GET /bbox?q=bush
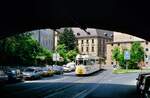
[128,61,139,69]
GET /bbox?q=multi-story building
[106,32,150,66]
[72,28,113,60]
[31,29,54,51]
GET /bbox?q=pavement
[0,68,139,98]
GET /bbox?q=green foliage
[128,42,144,69]
[112,42,145,69]
[56,44,67,58]
[118,53,126,68]
[66,49,78,61]
[112,47,121,62]
[0,32,52,66]
[130,42,144,63]
[58,28,76,51]
[56,28,78,64]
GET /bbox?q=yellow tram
[75,54,101,75]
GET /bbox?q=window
[92,39,94,43]
[145,55,148,58]
[92,47,94,52]
[86,47,89,52]
[146,48,149,51]
[86,40,89,44]
[77,33,80,36]
[81,47,83,52]
[81,40,83,44]
[104,33,107,36]
[91,59,95,64]
[146,41,148,45]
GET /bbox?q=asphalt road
[0,69,139,98]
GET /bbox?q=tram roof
[76,54,100,60]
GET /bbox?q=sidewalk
[101,65,113,69]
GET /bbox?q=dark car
[6,68,23,81]
[139,75,150,98]
[136,73,150,93]
[0,70,8,85]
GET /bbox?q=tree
[66,49,78,61]
[56,44,67,58]
[58,28,77,51]
[57,28,78,64]
[112,42,145,69]
[112,47,121,65]
[118,52,126,68]
[0,32,52,66]
[129,42,145,69]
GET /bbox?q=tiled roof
[72,28,113,38]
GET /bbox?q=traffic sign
[124,51,130,60]
[53,53,60,61]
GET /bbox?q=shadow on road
[86,83,138,98]
[75,69,107,77]
[0,81,138,98]
[63,69,107,77]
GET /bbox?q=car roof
[144,75,150,78]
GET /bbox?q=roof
[72,28,113,38]
[107,41,145,44]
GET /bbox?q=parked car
[139,75,150,98]
[0,70,8,85]
[41,67,54,77]
[52,65,63,74]
[136,72,150,93]
[63,62,76,72]
[6,68,23,81]
[22,67,42,80]
[145,86,150,98]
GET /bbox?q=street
[0,68,139,98]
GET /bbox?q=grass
[113,68,150,74]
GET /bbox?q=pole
[126,60,128,70]
[55,51,57,66]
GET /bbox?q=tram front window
[76,60,84,65]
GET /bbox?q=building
[31,29,54,50]
[106,32,150,66]
[72,28,113,60]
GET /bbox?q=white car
[63,62,76,72]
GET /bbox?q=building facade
[106,32,150,66]
[72,28,113,59]
[31,29,54,51]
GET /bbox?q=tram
[75,54,102,75]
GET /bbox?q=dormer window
[87,32,91,35]
[77,33,80,36]
[104,33,107,36]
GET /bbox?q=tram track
[44,69,112,98]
